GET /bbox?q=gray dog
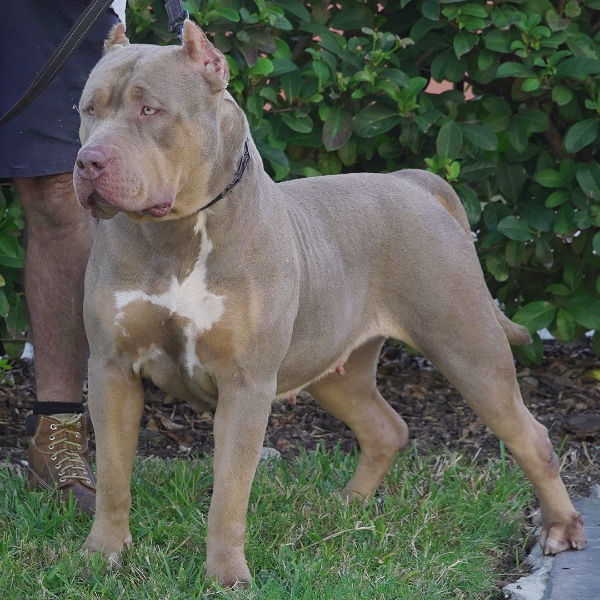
[73,21,586,586]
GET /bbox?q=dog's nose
[76,146,110,180]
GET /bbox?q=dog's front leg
[83,357,143,562]
[205,380,274,587]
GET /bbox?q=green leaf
[592,331,600,356]
[205,7,240,22]
[536,169,565,188]
[497,216,533,241]
[281,71,303,103]
[461,124,497,151]
[456,184,481,225]
[546,9,570,31]
[255,141,289,180]
[484,29,512,53]
[516,108,549,134]
[0,290,9,317]
[278,0,311,21]
[563,263,580,291]
[317,151,342,175]
[576,163,600,201]
[512,301,556,332]
[551,85,573,106]
[0,234,19,258]
[248,57,273,76]
[521,78,540,92]
[337,140,357,166]
[490,6,521,29]
[556,57,600,78]
[553,205,576,235]
[330,6,374,29]
[545,283,570,296]
[453,31,478,58]
[485,253,509,282]
[281,113,313,133]
[593,231,600,256]
[430,50,467,82]
[475,50,493,73]
[322,108,352,151]
[505,240,525,267]
[564,295,600,330]
[508,120,528,153]
[414,108,443,133]
[516,332,543,365]
[270,58,298,77]
[564,119,600,154]
[519,200,554,232]
[545,190,569,208]
[436,120,463,159]
[422,0,440,20]
[353,105,401,138]
[554,309,576,341]
[535,238,553,268]
[496,62,535,78]
[497,162,526,203]
[565,0,581,17]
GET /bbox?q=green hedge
[0,185,27,356]
[128,0,600,363]
[4,0,600,362]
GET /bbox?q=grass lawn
[0,445,531,599]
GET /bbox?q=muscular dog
[73,21,586,586]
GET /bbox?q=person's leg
[15,172,97,515]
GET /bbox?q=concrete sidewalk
[504,489,600,600]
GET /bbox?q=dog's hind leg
[404,298,586,555]
[308,337,409,501]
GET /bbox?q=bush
[6,0,599,363]
[127,0,600,363]
[0,185,27,356]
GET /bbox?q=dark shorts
[0,1,118,178]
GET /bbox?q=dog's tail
[391,169,532,346]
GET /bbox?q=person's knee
[18,172,91,231]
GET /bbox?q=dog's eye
[142,106,158,116]
[85,106,95,116]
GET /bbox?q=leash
[0,0,189,127]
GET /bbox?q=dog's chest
[110,232,224,406]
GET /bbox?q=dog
[73,20,586,586]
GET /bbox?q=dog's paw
[540,512,586,554]
[82,529,132,559]
[205,549,251,588]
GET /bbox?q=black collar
[199,140,251,212]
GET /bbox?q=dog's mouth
[87,191,119,220]
[145,202,173,218]
[84,190,173,220]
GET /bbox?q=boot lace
[47,414,92,485]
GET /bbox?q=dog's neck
[129,135,273,258]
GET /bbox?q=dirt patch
[0,340,598,592]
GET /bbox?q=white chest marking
[114,223,225,376]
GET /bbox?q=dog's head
[74,21,244,221]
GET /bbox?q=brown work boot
[27,413,96,516]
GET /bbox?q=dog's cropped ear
[181,20,229,91]
[104,22,130,53]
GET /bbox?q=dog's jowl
[74,20,586,587]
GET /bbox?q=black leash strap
[0,0,190,127]
[0,0,114,127]
[165,0,189,40]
